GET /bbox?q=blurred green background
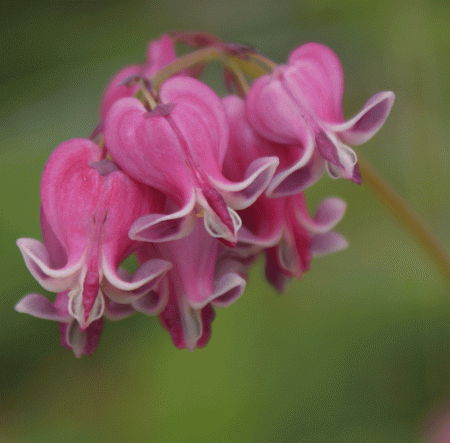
[1,0,450,441]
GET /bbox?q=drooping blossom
[15,138,172,339]
[138,219,247,350]
[246,42,395,190]
[104,76,279,246]
[222,94,347,292]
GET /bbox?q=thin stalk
[359,155,450,286]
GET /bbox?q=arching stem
[359,155,450,287]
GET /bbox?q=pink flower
[232,190,347,292]
[104,76,278,246]
[16,138,172,335]
[100,34,177,120]
[138,219,247,350]
[222,94,347,289]
[263,193,348,292]
[246,42,395,189]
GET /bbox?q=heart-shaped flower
[16,138,172,332]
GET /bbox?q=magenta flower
[223,94,325,198]
[100,34,177,120]
[104,76,278,246]
[16,138,172,333]
[246,42,395,188]
[264,193,348,292]
[138,219,247,350]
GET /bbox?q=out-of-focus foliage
[1,1,449,441]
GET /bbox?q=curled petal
[129,192,197,242]
[16,238,83,293]
[311,232,349,257]
[295,196,347,234]
[325,91,395,145]
[266,140,321,197]
[211,156,279,210]
[133,289,169,316]
[208,272,246,309]
[15,293,71,322]
[102,257,172,303]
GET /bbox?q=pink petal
[294,195,347,234]
[103,299,136,320]
[129,192,197,242]
[311,232,348,256]
[15,293,71,322]
[102,256,172,303]
[325,91,395,145]
[286,42,345,122]
[100,64,141,121]
[16,238,83,293]
[60,317,104,358]
[211,156,279,210]
[246,75,311,145]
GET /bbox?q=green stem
[150,46,249,93]
[359,155,450,286]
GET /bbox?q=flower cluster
[15,33,394,356]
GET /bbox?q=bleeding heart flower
[16,138,172,335]
[138,219,247,350]
[246,42,395,187]
[104,76,278,247]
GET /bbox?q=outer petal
[311,232,348,256]
[16,238,83,293]
[324,91,395,145]
[246,74,312,146]
[104,97,192,201]
[286,42,345,122]
[223,94,317,198]
[102,257,172,304]
[40,138,103,261]
[266,146,323,197]
[158,76,230,168]
[129,192,197,242]
[294,195,347,234]
[143,34,177,77]
[15,292,71,322]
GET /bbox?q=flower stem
[150,47,248,92]
[358,155,450,286]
